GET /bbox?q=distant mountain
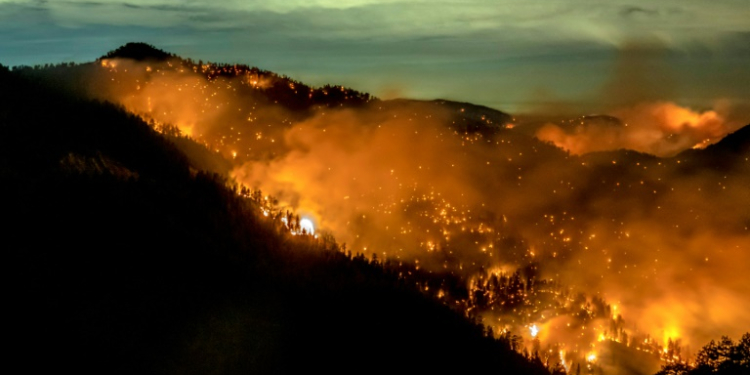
[379,98,513,137]
[431,98,514,128]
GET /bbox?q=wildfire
[80,54,750,372]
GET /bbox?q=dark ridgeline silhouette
[674,125,750,172]
[656,334,750,375]
[0,62,551,374]
[103,42,175,62]
[104,43,373,113]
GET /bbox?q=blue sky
[1,0,748,112]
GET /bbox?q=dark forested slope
[0,64,549,374]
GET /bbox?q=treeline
[11,42,374,117]
[106,42,374,111]
[657,334,750,375]
[0,61,551,374]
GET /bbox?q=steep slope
[675,124,750,171]
[0,62,549,374]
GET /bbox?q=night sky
[1,0,748,112]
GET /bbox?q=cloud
[6,1,750,62]
[619,6,659,17]
[3,0,746,44]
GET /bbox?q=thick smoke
[535,101,742,156]
[532,41,749,157]
[85,56,750,370]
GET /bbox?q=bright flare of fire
[529,324,539,338]
[299,218,315,235]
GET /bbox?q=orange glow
[79,55,750,371]
[535,101,739,157]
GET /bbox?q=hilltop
[103,42,175,61]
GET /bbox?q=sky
[1,0,749,112]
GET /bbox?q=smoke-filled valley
[6,43,749,375]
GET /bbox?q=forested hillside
[0,62,550,374]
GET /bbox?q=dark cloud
[619,6,658,17]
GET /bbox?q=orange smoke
[536,101,740,156]
[75,55,750,371]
